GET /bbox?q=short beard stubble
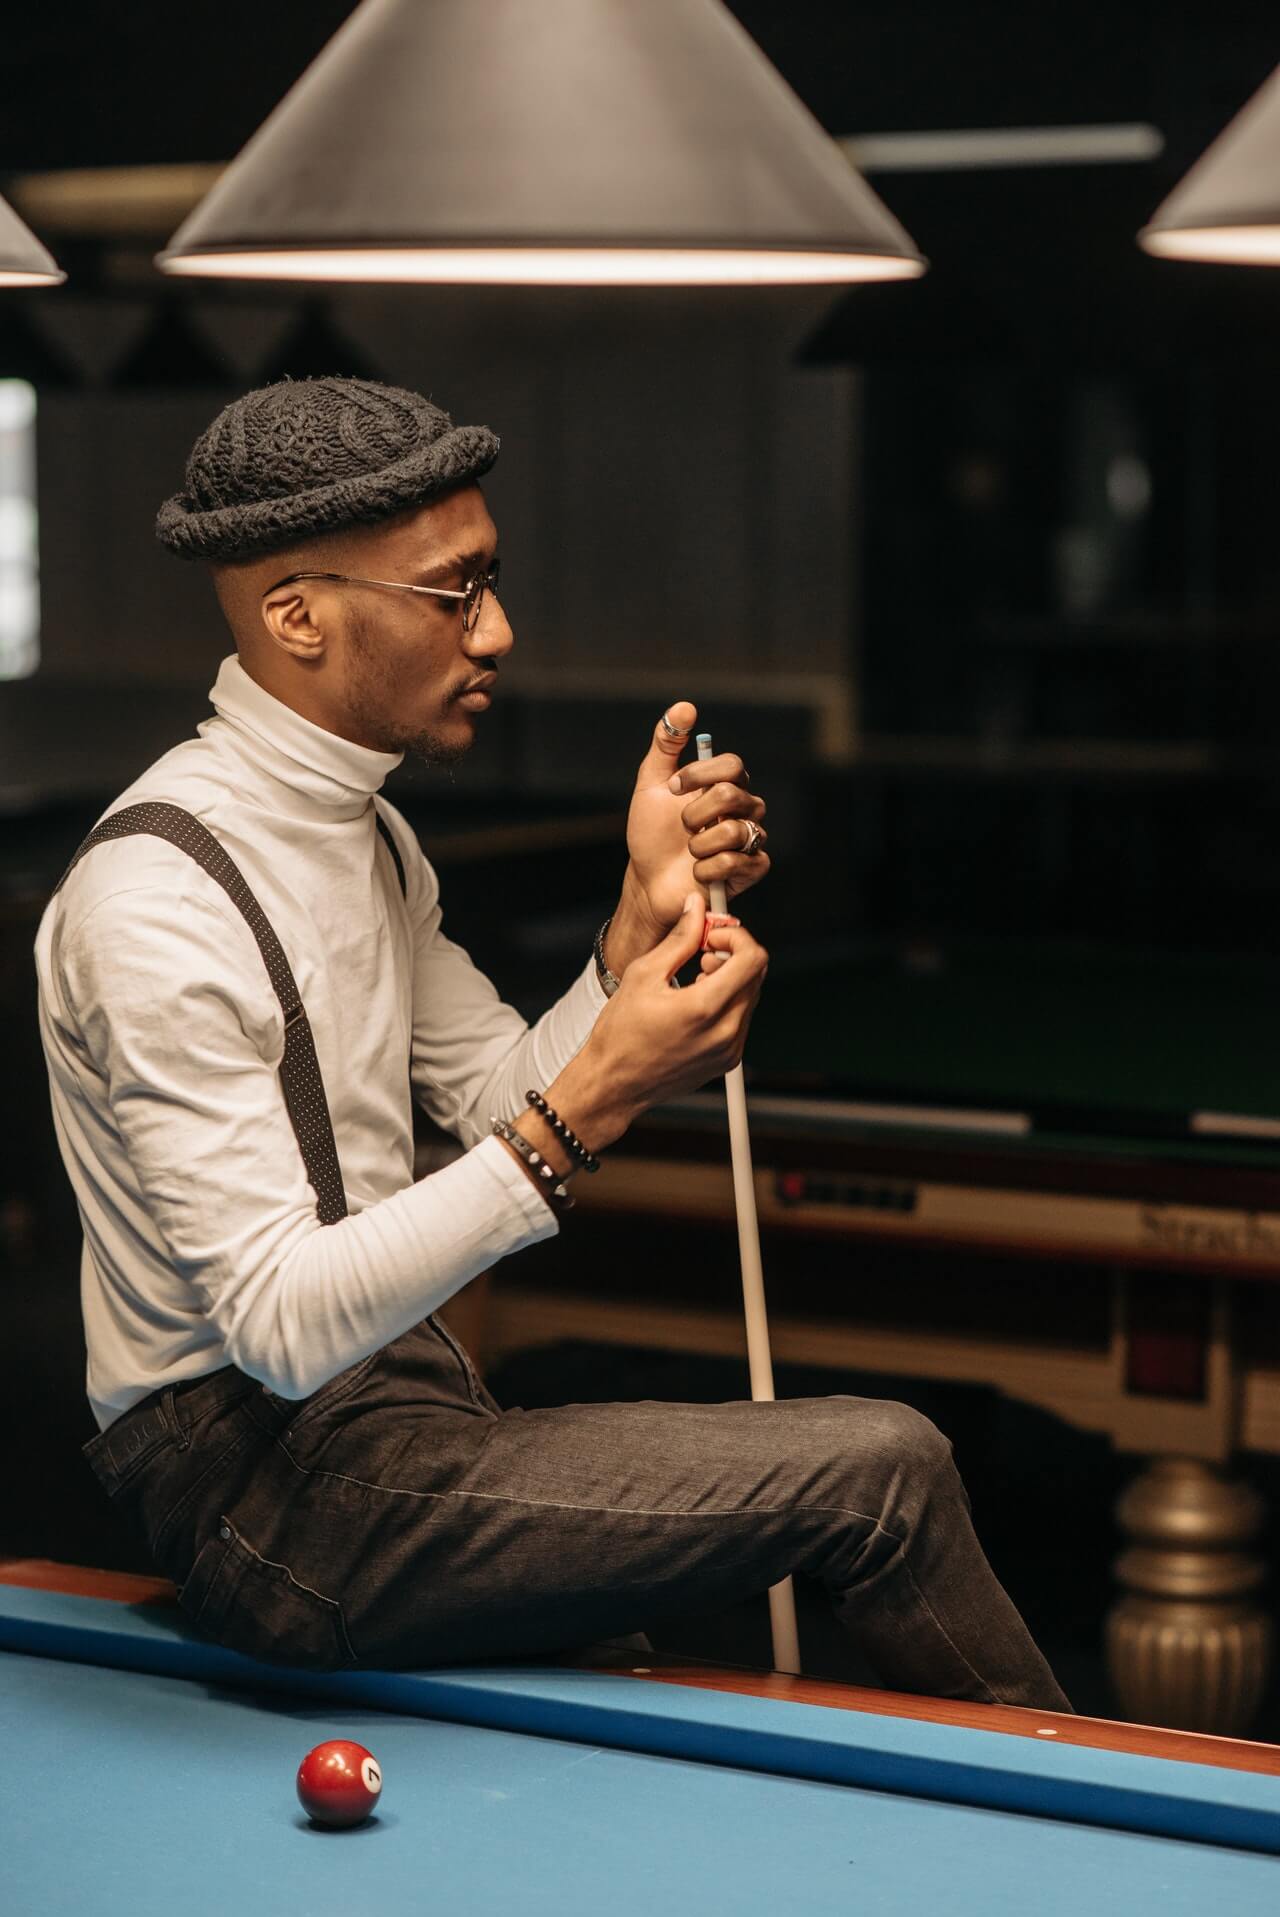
[343,606,472,769]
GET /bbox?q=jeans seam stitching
[275,1441,887,1523]
[211,1525,358,1667]
[427,1313,486,1410]
[150,1426,256,1558]
[282,1353,381,1434]
[897,1555,1002,1704]
[269,1446,1005,1699]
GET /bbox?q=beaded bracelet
[490,1117,575,1214]
[525,1089,601,1173]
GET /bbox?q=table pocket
[177,1517,357,1671]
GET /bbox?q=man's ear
[260,582,327,662]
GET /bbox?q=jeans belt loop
[162,1384,191,1452]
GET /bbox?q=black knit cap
[156,375,500,562]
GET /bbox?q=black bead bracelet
[490,1117,575,1214]
[525,1089,601,1173]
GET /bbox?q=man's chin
[404,716,474,770]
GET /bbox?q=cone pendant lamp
[158,0,924,285]
[0,195,65,286]
[1140,64,1280,264]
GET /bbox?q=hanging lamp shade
[1140,64,1280,264]
[0,194,65,287]
[157,0,924,286]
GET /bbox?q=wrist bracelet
[593,918,621,997]
[490,1118,575,1213]
[525,1089,600,1173]
[594,913,682,995]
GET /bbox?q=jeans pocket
[427,1312,493,1412]
[177,1517,357,1671]
[283,1349,381,1436]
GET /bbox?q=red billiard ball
[296,1740,383,1828]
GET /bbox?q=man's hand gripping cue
[600,700,770,981]
[514,893,768,1178]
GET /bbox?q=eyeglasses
[264,557,501,632]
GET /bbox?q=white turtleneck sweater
[35,655,608,1431]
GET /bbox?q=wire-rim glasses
[264,557,501,631]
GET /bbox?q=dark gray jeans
[84,1313,1070,1710]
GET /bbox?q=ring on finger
[740,819,765,857]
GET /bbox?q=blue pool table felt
[2,1584,1278,1915]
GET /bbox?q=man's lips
[456,672,497,711]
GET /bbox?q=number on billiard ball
[296,1740,384,1827]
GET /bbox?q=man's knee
[777,1394,960,1512]
[832,1395,959,1501]
[876,1399,954,1475]
[795,1398,961,1581]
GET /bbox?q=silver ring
[661,710,692,738]
[741,819,764,856]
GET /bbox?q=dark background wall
[2,1,1279,947]
[2,293,856,795]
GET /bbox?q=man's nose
[467,589,514,660]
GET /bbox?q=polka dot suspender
[55,802,407,1227]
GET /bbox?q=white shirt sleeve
[57,883,566,1401]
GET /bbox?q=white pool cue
[696,732,802,1677]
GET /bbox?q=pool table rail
[4,1556,1278,1784]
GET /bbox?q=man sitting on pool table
[34,376,1068,1712]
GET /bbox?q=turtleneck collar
[200,654,404,819]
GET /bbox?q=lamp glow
[159,0,924,288]
[1139,225,1280,266]
[1140,64,1280,266]
[0,195,64,288]
[159,246,926,287]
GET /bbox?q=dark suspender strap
[53,801,407,1226]
[374,812,407,900]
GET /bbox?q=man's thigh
[289,1392,919,1667]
